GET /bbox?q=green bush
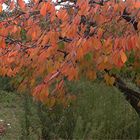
[68,80,140,139]
[0,77,14,91]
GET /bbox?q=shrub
[68,80,140,139]
[0,77,14,91]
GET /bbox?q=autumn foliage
[0,0,140,104]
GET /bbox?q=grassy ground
[0,90,24,140]
[0,90,41,140]
[0,80,140,139]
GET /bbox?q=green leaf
[128,51,135,64]
[20,29,27,41]
[84,52,93,61]
[58,42,65,50]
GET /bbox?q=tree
[0,0,140,107]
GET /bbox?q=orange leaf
[12,25,18,33]
[120,51,127,63]
[97,28,104,39]
[40,2,47,16]
[40,90,49,103]
[18,0,25,10]
[134,2,140,8]
[77,47,83,59]
[0,4,2,12]
[67,67,78,81]
[33,0,38,3]
[10,1,15,10]
[57,9,68,21]
[0,38,6,48]
[86,70,97,81]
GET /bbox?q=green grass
[0,91,41,140]
[0,80,140,139]
[0,90,24,140]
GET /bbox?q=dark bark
[122,8,138,31]
[114,77,140,116]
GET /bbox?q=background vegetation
[0,78,140,139]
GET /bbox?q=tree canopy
[0,0,140,104]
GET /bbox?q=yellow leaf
[136,77,140,86]
[46,97,56,108]
[109,77,115,86]
[39,87,49,103]
[104,74,115,86]
[120,51,127,63]
[30,79,35,87]
[86,70,97,81]
[137,101,140,107]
